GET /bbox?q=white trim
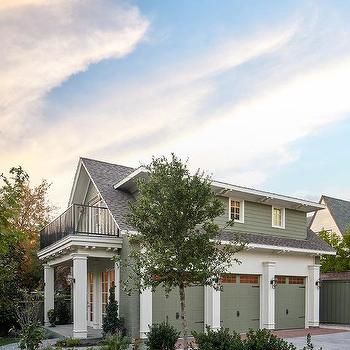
[38,234,123,260]
[113,166,148,189]
[212,180,325,212]
[220,240,336,256]
[272,206,285,229]
[68,159,83,207]
[228,198,245,224]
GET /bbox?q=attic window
[229,199,244,223]
[272,206,285,229]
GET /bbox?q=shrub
[47,309,56,327]
[193,327,243,350]
[55,294,71,324]
[244,329,296,350]
[55,337,80,347]
[102,285,123,336]
[102,334,130,350]
[18,323,45,350]
[145,322,180,350]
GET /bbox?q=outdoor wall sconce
[315,279,321,288]
[66,273,75,285]
[270,278,278,289]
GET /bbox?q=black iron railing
[40,204,119,249]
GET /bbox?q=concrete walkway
[287,331,350,350]
[43,324,102,339]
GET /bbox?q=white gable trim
[68,158,83,207]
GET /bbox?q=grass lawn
[0,337,19,346]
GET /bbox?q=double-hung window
[272,206,285,229]
[229,199,244,223]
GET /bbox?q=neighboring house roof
[81,157,135,231]
[322,195,350,235]
[220,229,335,254]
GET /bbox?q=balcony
[40,204,119,250]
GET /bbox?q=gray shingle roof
[81,157,135,231]
[79,158,334,253]
[219,229,334,253]
[322,195,350,235]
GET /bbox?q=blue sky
[1,0,350,209]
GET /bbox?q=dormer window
[229,199,244,223]
[272,206,285,229]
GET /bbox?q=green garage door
[275,276,305,329]
[152,285,204,335]
[221,274,260,333]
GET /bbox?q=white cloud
[2,2,350,209]
[0,0,149,147]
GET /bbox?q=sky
[1,0,350,210]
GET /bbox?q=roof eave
[212,181,325,213]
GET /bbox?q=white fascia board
[212,180,325,212]
[113,166,149,189]
[220,239,336,256]
[38,234,123,260]
[68,158,83,206]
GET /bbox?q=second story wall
[214,196,307,240]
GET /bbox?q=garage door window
[288,276,304,285]
[240,275,259,284]
[221,273,237,283]
[276,276,286,284]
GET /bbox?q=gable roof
[73,157,333,254]
[322,195,350,235]
[81,157,135,231]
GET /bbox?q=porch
[45,324,103,339]
[38,203,123,339]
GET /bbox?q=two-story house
[309,195,350,236]
[38,158,334,339]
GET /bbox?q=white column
[44,264,55,326]
[308,264,320,327]
[261,261,276,329]
[72,254,88,338]
[204,286,221,331]
[114,261,120,306]
[140,288,152,338]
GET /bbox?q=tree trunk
[179,282,189,350]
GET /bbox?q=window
[101,270,115,318]
[272,207,285,229]
[229,199,244,223]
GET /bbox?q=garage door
[220,274,260,333]
[152,285,204,335]
[275,276,305,329]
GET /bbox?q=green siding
[320,280,350,324]
[152,286,204,335]
[215,197,307,240]
[275,279,305,329]
[119,236,140,338]
[220,279,260,333]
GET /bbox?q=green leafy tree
[319,230,350,272]
[0,167,54,333]
[126,154,244,350]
